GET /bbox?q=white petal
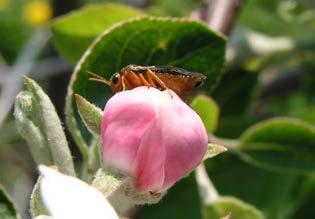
[34,216,55,219]
[39,165,119,219]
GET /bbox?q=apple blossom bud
[101,87,207,193]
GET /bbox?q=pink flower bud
[101,87,207,193]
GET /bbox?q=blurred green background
[0,0,315,218]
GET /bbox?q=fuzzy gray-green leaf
[15,92,53,165]
[14,76,75,176]
[30,177,48,218]
[75,94,103,137]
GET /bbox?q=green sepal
[75,94,103,137]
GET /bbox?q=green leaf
[191,95,219,134]
[30,177,48,218]
[194,163,264,219]
[51,3,143,61]
[14,76,75,176]
[14,92,53,166]
[66,16,226,148]
[238,0,315,38]
[147,0,201,17]
[203,196,265,219]
[203,144,227,161]
[0,0,34,63]
[75,94,103,137]
[207,153,303,219]
[0,185,19,219]
[239,117,315,173]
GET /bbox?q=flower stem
[195,164,219,204]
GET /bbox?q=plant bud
[101,87,207,193]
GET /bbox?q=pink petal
[159,90,208,190]
[101,88,158,175]
[134,119,165,192]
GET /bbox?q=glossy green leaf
[203,196,265,219]
[0,185,19,219]
[52,3,143,61]
[66,16,226,149]
[207,153,303,219]
[191,95,219,134]
[14,76,75,176]
[239,117,315,173]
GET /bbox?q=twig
[202,0,244,36]
[0,27,51,125]
[195,163,219,204]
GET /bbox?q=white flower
[37,165,119,219]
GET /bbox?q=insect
[87,65,206,97]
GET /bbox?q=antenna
[86,70,111,86]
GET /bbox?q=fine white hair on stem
[39,165,119,219]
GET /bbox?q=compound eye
[111,73,120,84]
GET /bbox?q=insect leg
[146,69,173,97]
[138,74,151,87]
[126,71,144,87]
[146,69,168,90]
[121,75,127,90]
[144,71,156,87]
